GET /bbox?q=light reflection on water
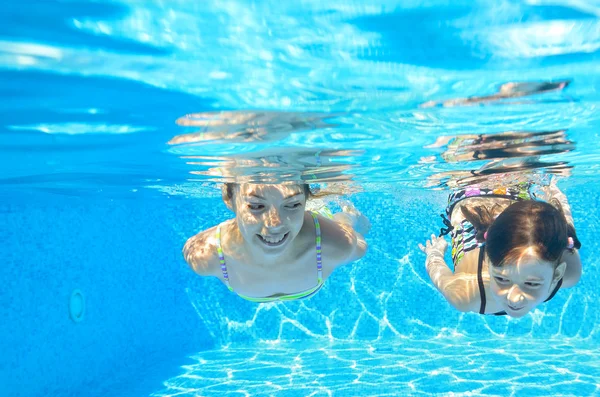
[165,107,578,189]
[2,1,600,195]
[150,339,600,397]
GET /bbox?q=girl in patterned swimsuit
[183,183,370,302]
[419,179,582,317]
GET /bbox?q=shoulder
[182,225,221,277]
[439,273,482,313]
[445,249,484,312]
[313,212,367,267]
[453,249,482,275]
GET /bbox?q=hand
[337,201,371,236]
[542,176,564,202]
[419,234,448,256]
[352,212,371,237]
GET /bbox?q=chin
[505,307,532,318]
[507,311,528,319]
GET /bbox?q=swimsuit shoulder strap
[544,278,563,302]
[310,212,324,283]
[477,246,487,314]
[215,224,233,291]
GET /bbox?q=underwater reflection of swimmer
[425,159,572,189]
[168,111,340,145]
[426,130,574,162]
[183,183,370,302]
[421,130,575,189]
[180,148,362,185]
[419,177,582,318]
[420,80,570,108]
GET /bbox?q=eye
[524,282,542,288]
[285,202,302,209]
[494,276,509,284]
[248,203,264,211]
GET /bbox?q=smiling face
[228,184,307,256]
[488,248,566,318]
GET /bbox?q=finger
[418,244,425,252]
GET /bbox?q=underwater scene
[1,1,600,396]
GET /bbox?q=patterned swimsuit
[443,183,534,267]
[441,183,561,315]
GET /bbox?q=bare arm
[320,214,367,271]
[182,229,218,276]
[420,235,480,312]
[543,181,575,225]
[332,201,371,237]
[541,180,582,288]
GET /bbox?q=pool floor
[148,338,600,396]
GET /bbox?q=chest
[220,246,322,297]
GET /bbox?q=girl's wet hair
[461,200,581,267]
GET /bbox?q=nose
[506,285,525,306]
[263,207,283,230]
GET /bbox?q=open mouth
[257,232,289,247]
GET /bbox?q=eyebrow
[246,192,303,200]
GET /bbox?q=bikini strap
[477,246,487,314]
[310,212,323,283]
[544,278,563,302]
[215,224,233,291]
[439,213,454,237]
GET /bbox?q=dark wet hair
[461,200,581,267]
[224,183,312,200]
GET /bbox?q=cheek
[489,282,504,297]
[527,287,548,302]
[289,211,305,230]
[236,212,261,232]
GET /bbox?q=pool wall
[1,193,209,396]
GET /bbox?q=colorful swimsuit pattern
[216,211,325,303]
[443,183,534,267]
[440,182,562,316]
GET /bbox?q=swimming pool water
[150,339,600,397]
[2,1,600,396]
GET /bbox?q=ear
[553,261,567,284]
[221,184,234,211]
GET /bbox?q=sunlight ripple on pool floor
[150,339,600,397]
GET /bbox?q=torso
[448,183,535,272]
[450,197,513,315]
[447,184,544,315]
[206,212,340,299]
[447,183,565,315]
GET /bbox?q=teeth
[262,234,285,244]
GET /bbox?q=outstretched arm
[419,235,479,312]
[319,212,367,273]
[541,179,582,287]
[543,179,575,226]
[182,229,218,276]
[332,200,371,237]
